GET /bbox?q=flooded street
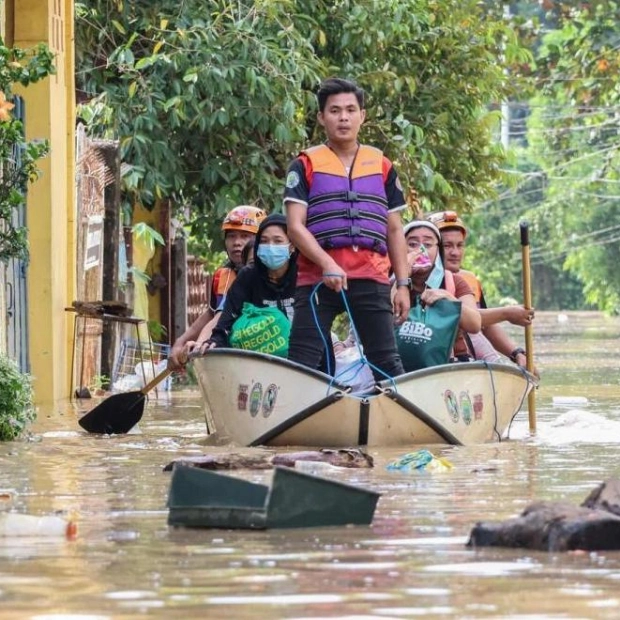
[2,311,620,619]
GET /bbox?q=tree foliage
[75,0,527,253]
[463,1,620,312]
[0,353,35,441]
[532,1,620,308]
[0,39,54,263]
[75,0,322,247]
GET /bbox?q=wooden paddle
[78,367,173,434]
[520,221,537,434]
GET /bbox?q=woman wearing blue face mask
[204,213,298,352]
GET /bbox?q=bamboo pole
[520,221,536,433]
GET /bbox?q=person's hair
[241,241,254,266]
[317,78,365,112]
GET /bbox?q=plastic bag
[387,449,453,472]
[229,302,291,357]
[334,346,375,395]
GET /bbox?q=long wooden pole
[520,221,536,433]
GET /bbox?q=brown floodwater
[2,311,620,619]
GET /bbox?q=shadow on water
[2,311,620,618]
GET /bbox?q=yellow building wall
[11,0,76,404]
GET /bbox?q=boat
[192,349,537,447]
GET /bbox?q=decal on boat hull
[249,382,263,417]
[262,384,279,417]
[444,390,459,423]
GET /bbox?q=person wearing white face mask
[396,220,481,371]
[200,213,298,352]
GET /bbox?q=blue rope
[308,282,397,394]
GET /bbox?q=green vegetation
[0,354,36,441]
[469,1,620,311]
[0,38,54,262]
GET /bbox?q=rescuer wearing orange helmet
[168,205,267,369]
[426,210,537,375]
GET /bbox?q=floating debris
[167,465,380,530]
[0,513,77,539]
[164,448,374,472]
[387,449,453,472]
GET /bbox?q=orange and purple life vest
[304,144,389,255]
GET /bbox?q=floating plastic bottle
[0,512,77,539]
[294,460,346,476]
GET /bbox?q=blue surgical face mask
[257,244,290,270]
[425,253,445,289]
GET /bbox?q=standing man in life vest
[168,205,266,370]
[284,77,410,380]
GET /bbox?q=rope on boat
[505,363,534,440]
[309,282,397,394]
[483,360,502,441]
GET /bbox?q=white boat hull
[192,350,536,447]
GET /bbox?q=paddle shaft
[520,221,536,433]
[141,367,173,395]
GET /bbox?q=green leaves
[0,354,35,441]
[0,38,53,264]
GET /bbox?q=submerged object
[468,479,620,552]
[163,448,374,472]
[0,513,77,539]
[167,464,380,529]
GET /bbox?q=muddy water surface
[2,311,620,619]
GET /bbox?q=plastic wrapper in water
[386,449,453,472]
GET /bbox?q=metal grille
[112,339,171,392]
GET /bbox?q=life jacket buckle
[345,190,359,202]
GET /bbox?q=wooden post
[100,141,121,384]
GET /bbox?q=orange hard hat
[426,210,467,238]
[221,205,267,235]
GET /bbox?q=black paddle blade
[78,391,146,434]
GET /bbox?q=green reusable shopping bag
[229,302,291,357]
[395,296,462,372]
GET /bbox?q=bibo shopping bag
[395,297,461,372]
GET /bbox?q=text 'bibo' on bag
[395,296,461,372]
[229,302,291,357]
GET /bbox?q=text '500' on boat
[192,349,537,448]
